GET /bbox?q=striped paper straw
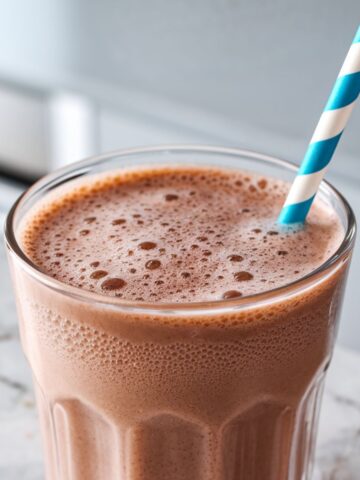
[278,26,360,224]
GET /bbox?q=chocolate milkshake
[6,151,353,480]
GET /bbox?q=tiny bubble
[234,271,253,281]
[112,218,126,225]
[165,193,179,201]
[101,278,126,291]
[145,260,161,270]
[228,254,243,262]
[257,179,267,189]
[84,217,96,224]
[222,290,243,299]
[139,241,157,250]
[90,270,108,279]
[181,272,190,278]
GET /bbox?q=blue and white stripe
[279,26,360,224]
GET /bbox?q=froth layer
[21,166,343,302]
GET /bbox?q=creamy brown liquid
[14,167,347,480]
[22,166,342,302]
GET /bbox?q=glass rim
[4,144,356,315]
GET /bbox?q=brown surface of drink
[14,166,347,480]
[22,166,342,302]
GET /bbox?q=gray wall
[0,1,359,159]
[69,0,360,154]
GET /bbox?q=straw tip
[277,213,305,226]
[278,197,315,225]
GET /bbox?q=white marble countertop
[1,180,360,479]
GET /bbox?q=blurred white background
[0,1,359,345]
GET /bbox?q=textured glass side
[289,372,327,480]
[33,380,327,480]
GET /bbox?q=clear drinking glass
[5,146,355,480]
